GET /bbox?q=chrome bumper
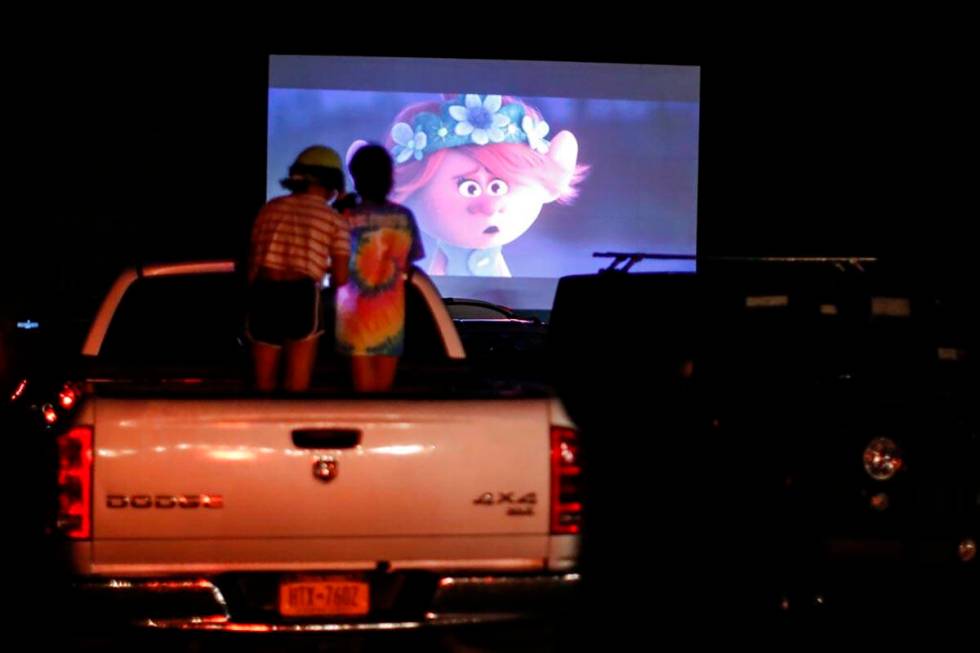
[70,573,581,631]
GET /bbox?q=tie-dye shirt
[335,200,424,356]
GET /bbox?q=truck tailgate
[89,398,553,571]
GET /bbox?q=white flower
[449,94,511,146]
[437,126,449,139]
[391,122,428,163]
[522,115,550,153]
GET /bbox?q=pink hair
[386,95,588,205]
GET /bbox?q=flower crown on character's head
[389,94,552,164]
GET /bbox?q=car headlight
[863,437,903,481]
[958,539,976,563]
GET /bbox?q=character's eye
[458,179,482,197]
[486,179,509,196]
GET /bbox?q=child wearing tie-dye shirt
[335,144,424,392]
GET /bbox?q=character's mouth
[483,226,500,234]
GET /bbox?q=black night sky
[2,32,973,324]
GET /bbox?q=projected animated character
[350,94,587,277]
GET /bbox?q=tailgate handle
[292,429,362,449]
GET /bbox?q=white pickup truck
[49,261,580,631]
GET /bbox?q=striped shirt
[249,193,350,282]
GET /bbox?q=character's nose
[467,195,504,216]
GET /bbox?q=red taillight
[43,403,58,425]
[10,378,27,402]
[551,426,582,534]
[56,425,93,539]
[59,387,77,409]
[39,383,82,427]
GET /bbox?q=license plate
[279,576,370,617]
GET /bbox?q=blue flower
[449,94,511,146]
[391,122,428,163]
[521,115,550,153]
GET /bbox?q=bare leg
[283,336,319,392]
[351,356,376,393]
[252,342,281,392]
[373,356,399,392]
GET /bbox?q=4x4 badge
[473,492,537,506]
